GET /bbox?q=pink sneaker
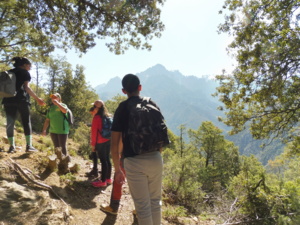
[106,179,113,185]
[92,180,107,187]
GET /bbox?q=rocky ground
[0,127,215,225]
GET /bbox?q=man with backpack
[110,74,169,225]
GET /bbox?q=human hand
[41,130,47,136]
[52,99,59,105]
[114,170,125,185]
[37,98,46,106]
[91,146,96,152]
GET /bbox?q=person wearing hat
[2,57,45,153]
[90,100,113,187]
[42,93,70,156]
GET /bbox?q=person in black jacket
[2,57,45,153]
[111,74,166,225]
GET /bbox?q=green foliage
[58,65,99,134]
[45,57,72,94]
[59,172,76,185]
[31,110,45,133]
[105,94,127,114]
[163,145,205,213]
[37,136,53,153]
[225,152,300,224]
[283,136,300,156]
[162,121,300,223]
[188,121,240,190]
[216,0,300,142]
[162,204,187,223]
[14,133,23,147]
[73,122,91,157]
[0,0,165,63]
[161,129,178,162]
[227,156,273,220]
[41,57,98,136]
[68,147,77,157]
[163,122,240,214]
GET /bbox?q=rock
[2,136,9,144]
[0,180,70,224]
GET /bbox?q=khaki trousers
[124,151,163,225]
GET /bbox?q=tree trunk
[69,163,80,173]
[55,147,63,161]
[58,155,71,174]
[47,155,57,171]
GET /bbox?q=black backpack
[101,116,113,139]
[0,71,17,97]
[126,97,170,155]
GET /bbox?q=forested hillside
[95,64,227,132]
[95,64,285,164]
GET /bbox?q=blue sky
[55,0,235,87]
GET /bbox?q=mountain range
[95,64,224,132]
[95,64,284,164]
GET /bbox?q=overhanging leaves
[217,0,300,141]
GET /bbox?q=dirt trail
[0,148,139,225]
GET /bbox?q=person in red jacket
[90,100,112,187]
[85,106,100,177]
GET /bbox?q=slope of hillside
[0,125,213,225]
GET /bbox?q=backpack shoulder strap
[142,97,151,102]
[142,97,160,112]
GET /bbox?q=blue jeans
[125,151,163,225]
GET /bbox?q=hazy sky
[55,0,235,87]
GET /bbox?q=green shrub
[73,122,91,157]
[60,172,76,185]
[163,205,187,223]
[31,109,46,133]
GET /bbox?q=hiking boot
[85,168,98,177]
[106,178,113,185]
[92,180,107,188]
[100,204,118,215]
[26,145,38,152]
[8,146,15,153]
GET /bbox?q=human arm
[111,131,125,184]
[52,99,67,114]
[42,118,50,136]
[90,116,100,152]
[23,81,45,106]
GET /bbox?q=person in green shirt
[42,93,70,156]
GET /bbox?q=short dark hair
[122,74,140,93]
[12,57,31,68]
[89,106,95,112]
